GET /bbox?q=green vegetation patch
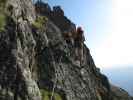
[40,89,62,100]
[32,16,48,30]
[0,0,7,32]
[0,0,7,11]
[0,13,6,32]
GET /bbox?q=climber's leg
[81,43,84,65]
[78,43,84,66]
[75,47,79,60]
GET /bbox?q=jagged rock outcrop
[0,0,41,100]
[0,0,132,100]
[35,1,76,33]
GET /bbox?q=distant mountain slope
[102,67,133,96]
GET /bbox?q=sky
[42,0,133,69]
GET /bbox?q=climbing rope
[50,49,62,100]
[50,60,57,100]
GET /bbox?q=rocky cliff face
[0,0,132,100]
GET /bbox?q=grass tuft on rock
[0,13,6,32]
[40,89,62,100]
[0,0,8,32]
[0,0,7,11]
[32,16,48,30]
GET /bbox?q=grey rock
[0,0,132,100]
